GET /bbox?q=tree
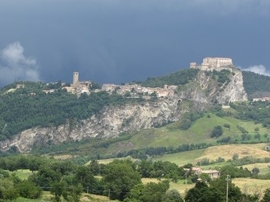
[16,180,42,199]
[88,160,101,175]
[210,126,223,138]
[124,183,144,202]
[73,166,96,190]
[141,181,169,202]
[199,173,211,183]
[51,181,83,202]
[137,160,153,178]
[252,167,260,176]
[0,178,19,201]
[124,181,170,202]
[185,181,209,202]
[261,188,270,202]
[209,176,242,202]
[198,187,224,202]
[162,189,183,202]
[28,166,61,190]
[103,160,141,201]
[50,181,67,202]
[223,123,231,130]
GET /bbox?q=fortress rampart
[190,57,234,71]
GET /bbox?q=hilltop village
[62,71,178,98]
[16,56,270,102]
[50,57,236,97]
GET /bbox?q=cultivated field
[154,143,270,165]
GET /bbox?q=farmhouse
[185,167,220,179]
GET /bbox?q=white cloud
[242,65,270,76]
[0,42,40,86]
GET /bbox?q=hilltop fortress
[190,57,234,71]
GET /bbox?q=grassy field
[233,178,270,196]
[241,163,270,175]
[196,143,270,161]
[10,169,33,180]
[94,143,270,168]
[152,143,270,166]
[153,149,205,166]
[102,114,270,157]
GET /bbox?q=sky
[0,0,270,86]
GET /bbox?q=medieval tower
[73,72,79,85]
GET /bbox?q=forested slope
[242,71,270,99]
[139,68,199,87]
[0,82,127,140]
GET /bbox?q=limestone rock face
[0,98,185,152]
[0,69,248,153]
[178,69,247,105]
[216,70,248,103]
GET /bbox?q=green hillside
[2,69,270,157]
[0,68,201,139]
[42,113,270,162]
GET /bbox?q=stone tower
[73,72,79,85]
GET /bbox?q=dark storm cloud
[0,0,270,86]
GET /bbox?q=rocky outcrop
[0,69,248,153]
[0,98,187,152]
[178,69,247,104]
[216,70,248,103]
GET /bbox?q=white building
[202,57,233,68]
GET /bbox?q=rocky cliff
[0,68,248,153]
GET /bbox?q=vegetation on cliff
[242,71,270,99]
[139,68,199,87]
[0,86,128,139]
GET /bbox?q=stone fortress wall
[190,57,234,71]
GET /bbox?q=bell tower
[73,72,79,85]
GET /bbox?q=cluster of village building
[59,71,178,98]
[13,57,269,102]
[59,57,235,97]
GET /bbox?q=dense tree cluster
[0,82,128,139]
[179,112,204,130]
[140,68,199,88]
[117,143,210,160]
[230,101,270,129]
[123,181,182,202]
[0,156,183,201]
[242,71,270,99]
[210,125,223,138]
[211,69,231,86]
[137,160,185,182]
[0,155,270,201]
